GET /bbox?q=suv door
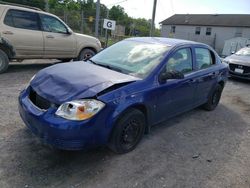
[1,9,43,58]
[39,14,76,58]
[193,47,219,105]
[154,47,197,123]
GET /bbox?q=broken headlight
[55,99,105,121]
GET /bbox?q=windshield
[90,40,170,78]
[235,48,250,56]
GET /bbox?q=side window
[195,48,215,70]
[170,26,176,33]
[40,14,67,34]
[166,48,193,74]
[206,27,212,35]
[3,9,39,30]
[195,27,201,35]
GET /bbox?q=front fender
[104,93,152,141]
[77,42,101,56]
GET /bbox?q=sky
[100,0,250,28]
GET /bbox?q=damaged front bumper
[18,89,113,150]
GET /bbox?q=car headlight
[222,59,229,64]
[55,99,105,121]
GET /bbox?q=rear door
[39,14,76,58]
[1,9,44,58]
[192,47,219,105]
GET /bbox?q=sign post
[103,19,116,47]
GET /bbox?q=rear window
[195,48,215,69]
[4,9,40,30]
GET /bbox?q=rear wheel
[203,84,223,111]
[77,48,96,61]
[109,109,145,154]
[0,49,9,73]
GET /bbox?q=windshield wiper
[88,60,124,73]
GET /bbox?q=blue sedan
[19,37,228,153]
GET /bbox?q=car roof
[0,4,56,17]
[125,37,204,47]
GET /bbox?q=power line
[106,0,128,8]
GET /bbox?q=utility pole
[80,1,84,34]
[104,8,109,47]
[45,0,49,12]
[95,0,100,38]
[150,0,157,37]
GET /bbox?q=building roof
[160,14,250,28]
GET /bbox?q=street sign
[103,19,116,31]
[88,16,94,22]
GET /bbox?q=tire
[203,84,223,111]
[77,48,96,61]
[0,49,9,73]
[109,109,146,154]
[60,58,72,62]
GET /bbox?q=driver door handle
[2,31,13,35]
[46,35,54,39]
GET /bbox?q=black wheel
[0,49,9,73]
[203,84,223,111]
[77,48,96,61]
[109,109,146,154]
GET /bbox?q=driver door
[153,47,197,123]
[39,14,76,58]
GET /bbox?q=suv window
[195,48,215,69]
[4,9,40,30]
[40,14,67,34]
[166,48,193,74]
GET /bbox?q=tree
[2,0,45,10]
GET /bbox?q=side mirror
[67,29,73,35]
[159,70,184,83]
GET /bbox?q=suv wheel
[0,49,9,73]
[77,48,96,61]
[109,109,145,154]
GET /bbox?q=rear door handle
[208,72,216,76]
[2,31,13,35]
[208,72,218,77]
[46,35,54,39]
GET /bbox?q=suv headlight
[55,99,105,121]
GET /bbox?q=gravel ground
[0,61,250,188]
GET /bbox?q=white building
[160,14,250,55]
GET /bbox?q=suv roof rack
[0,1,42,11]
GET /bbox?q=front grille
[29,88,51,110]
[229,63,250,73]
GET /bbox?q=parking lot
[0,61,250,188]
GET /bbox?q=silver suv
[0,4,102,73]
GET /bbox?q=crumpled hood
[30,61,140,104]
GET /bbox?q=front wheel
[203,84,223,111]
[109,109,146,154]
[77,48,96,61]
